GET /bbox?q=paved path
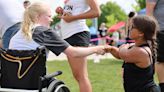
[47,51,114,61]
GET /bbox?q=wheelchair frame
[0,46,70,92]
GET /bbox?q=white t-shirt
[61,0,90,39]
[0,0,24,38]
[9,25,70,57]
[9,30,40,50]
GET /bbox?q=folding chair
[0,46,70,92]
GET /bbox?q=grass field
[47,58,159,92]
[47,58,124,92]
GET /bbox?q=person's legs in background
[90,34,98,46]
[156,63,164,92]
[156,31,164,92]
[90,34,100,63]
[65,31,92,92]
[2,22,21,49]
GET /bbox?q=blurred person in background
[23,0,31,9]
[89,25,98,46]
[98,22,107,45]
[111,30,120,47]
[125,11,136,44]
[146,0,164,91]
[0,0,24,49]
[89,25,100,63]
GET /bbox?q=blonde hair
[21,2,49,40]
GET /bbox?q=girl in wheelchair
[0,1,106,92]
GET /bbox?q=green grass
[47,58,159,92]
[47,58,124,92]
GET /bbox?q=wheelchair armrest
[42,71,62,81]
[37,46,46,51]
[36,46,46,55]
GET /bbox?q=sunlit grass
[47,58,158,92]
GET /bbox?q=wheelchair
[0,46,70,92]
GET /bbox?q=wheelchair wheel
[47,79,70,92]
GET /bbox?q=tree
[134,0,146,11]
[98,1,127,28]
[137,0,146,9]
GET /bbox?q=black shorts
[64,31,90,47]
[157,31,164,62]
